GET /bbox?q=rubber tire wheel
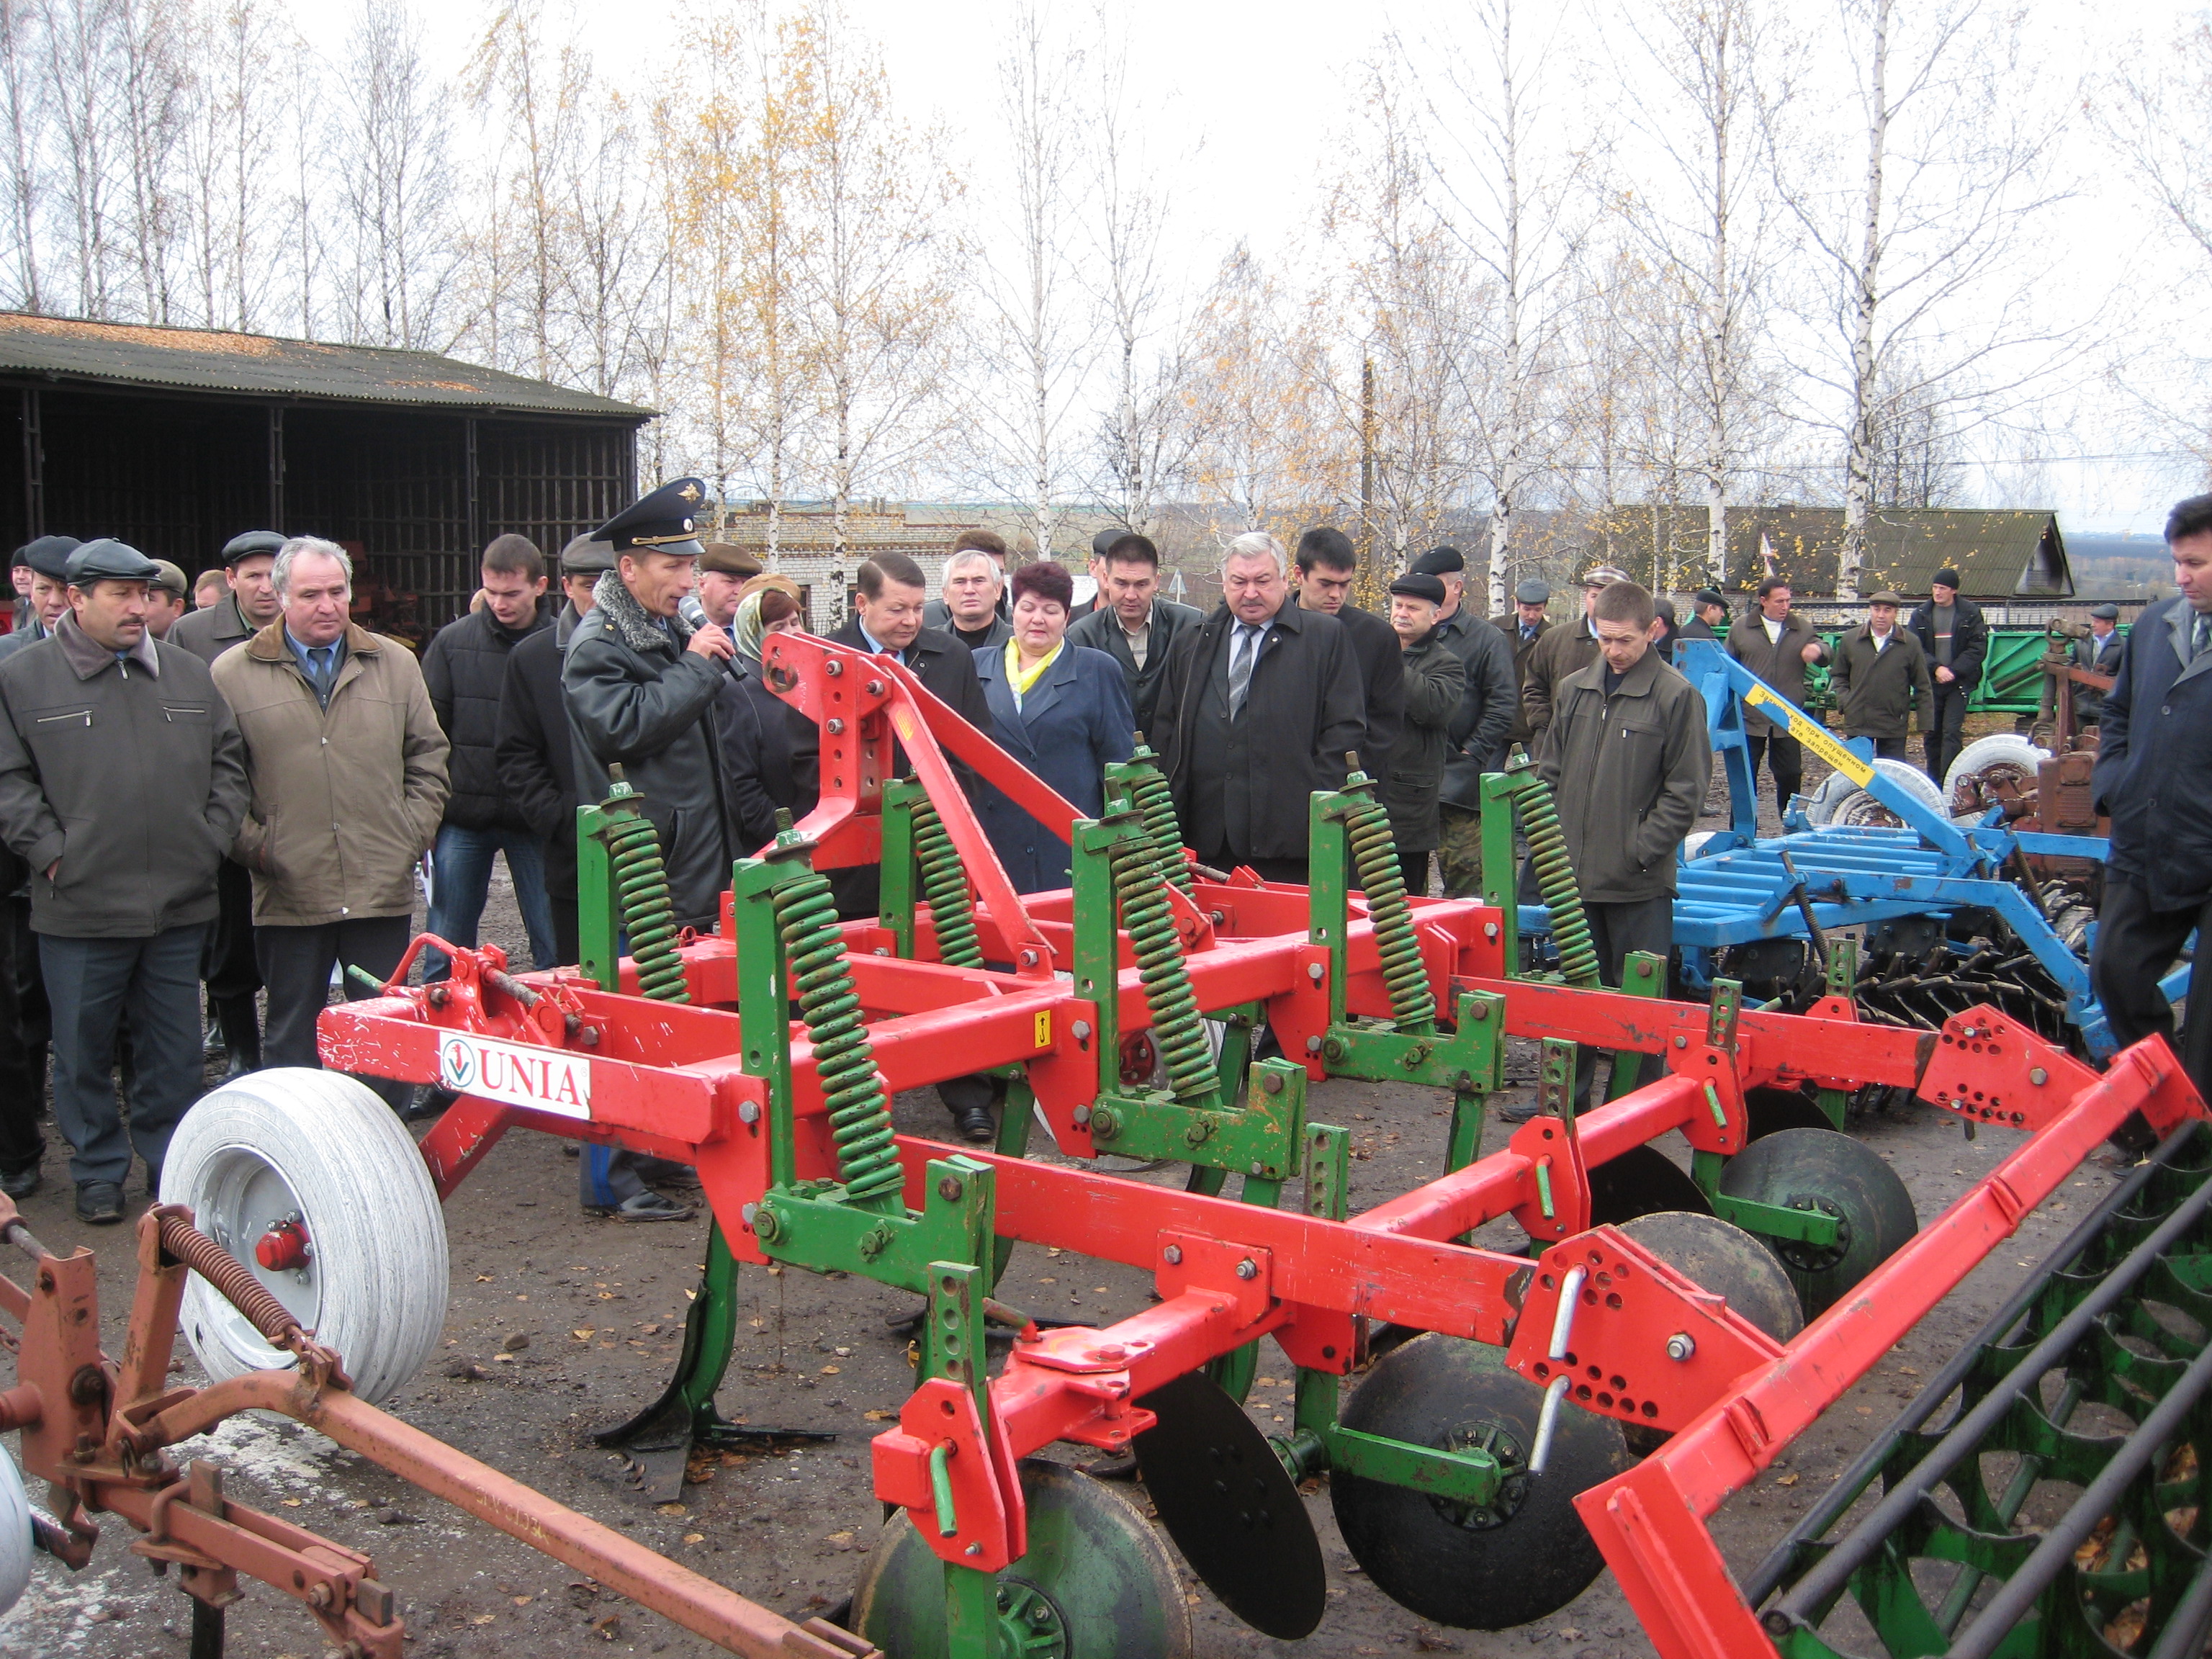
[162,1067,449,1405]
[0,1443,29,1616]
[851,1458,1194,1658]
[1331,1334,1629,1629]
[1943,734,2050,815]
[1717,1128,1917,1320]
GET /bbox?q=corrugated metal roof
[0,312,652,420]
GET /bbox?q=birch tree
[1768,0,2070,593]
[45,0,117,316]
[1615,0,1785,590]
[962,0,1092,559]
[0,0,48,312]
[790,1,959,564]
[336,0,459,349]
[1404,0,1589,612]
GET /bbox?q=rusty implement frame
[0,1196,876,1659]
[299,630,2211,1659]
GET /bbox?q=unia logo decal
[436,1033,593,1120]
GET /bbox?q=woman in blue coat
[971,561,1136,893]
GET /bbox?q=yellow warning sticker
[1744,685,1874,788]
[1035,1010,1052,1048]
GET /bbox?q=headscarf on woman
[732,574,806,663]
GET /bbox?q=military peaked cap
[17,535,80,580]
[66,538,162,585]
[220,530,285,566]
[593,479,709,555]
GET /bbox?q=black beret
[594,478,708,554]
[1514,578,1550,605]
[1694,588,1727,608]
[1389,571,1449,606]
[17,535,80,580]
[1411,545,1465,575]
[220,530,286,566]
[2090,602,2120,620]
[1932,567,1964,589]
[66,538,162,586]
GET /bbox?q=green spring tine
[1344,795,1435,1031]
[593,788,691,1003]
[928,1442,958,1537]
[912,798,985,968]
[1501,770,1600,988]
[1111,832,1213,1101]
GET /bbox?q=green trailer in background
[1795,622,2125,719]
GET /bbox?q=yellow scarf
[1004,638,1061,703]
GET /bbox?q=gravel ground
[6,724,2113,1659]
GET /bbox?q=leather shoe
[951,1103,997,1144]
[1494,1097,1545,1125]
[75,1180,125,1225]
[404,1085,457,1124]
[222,1046,261,1080]
[0,1161,39,1201]
[634,1155,698,1186]
[585,1190,694,1223]
[202,1017,225,1057]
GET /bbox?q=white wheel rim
[194,1143,320,1368]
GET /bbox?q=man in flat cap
[1829,592,1931,762]
[1521,566,1628,743]
[498,534,613,974]
[0,539,248,1223]
[0,536,79,665]
[2075,603,2123,725]
[1406,545,1518,898]
[1680,590,1730,642]
[1726,577,1828,814]
[421,534,557,992]
[1905,567,1987,787]
[145,562,191,639]
[170,529,285,666]
[1381,571,1465,896]
[169,530,288,1081]
[213,537,449,1116]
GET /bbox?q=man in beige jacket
[212,537,448,1101]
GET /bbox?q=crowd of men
[0,478,2205,1228]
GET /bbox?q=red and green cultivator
[8,628,2206,1659]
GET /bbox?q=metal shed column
[19,388,41,540]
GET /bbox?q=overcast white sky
[304,0,2211,535]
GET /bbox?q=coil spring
[772,868,902,1208]
[1124,747,1193,895]
[1501,772,1601,988]
[603,807,691,1004]
[1112,834,1213,1100]
[911,799,984,968]
[158,1212,304,1347]
[1344,796,1435,1031]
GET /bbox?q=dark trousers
[0,896,40,1177]
[1851,732,1911,762]
[1575,896,1675,1107]
[545,835,580,969]
[12,894,48,1069]
[1197,844,1308,886]
[1925,685,1971,787]
[1745,732,1802,812]
[41,923,208,1187]
[204,859,261,1057]
[1396,845,1432,897]
[256,915,414,1107]
[2091,880,2212,1105]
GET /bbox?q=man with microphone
[559,480,732,1221]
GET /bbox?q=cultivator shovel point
[253,626,2210,1659]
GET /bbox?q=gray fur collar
[591,570,694,657]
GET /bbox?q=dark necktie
[1228,624,1259,719]
[307,645,336,706]
[2195,613,2211,662]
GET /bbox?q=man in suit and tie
[1149,532,1366,884]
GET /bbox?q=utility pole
[1359,354,1378,601]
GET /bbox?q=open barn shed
[0,313,650,640]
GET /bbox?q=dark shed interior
[0,314,649,640]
